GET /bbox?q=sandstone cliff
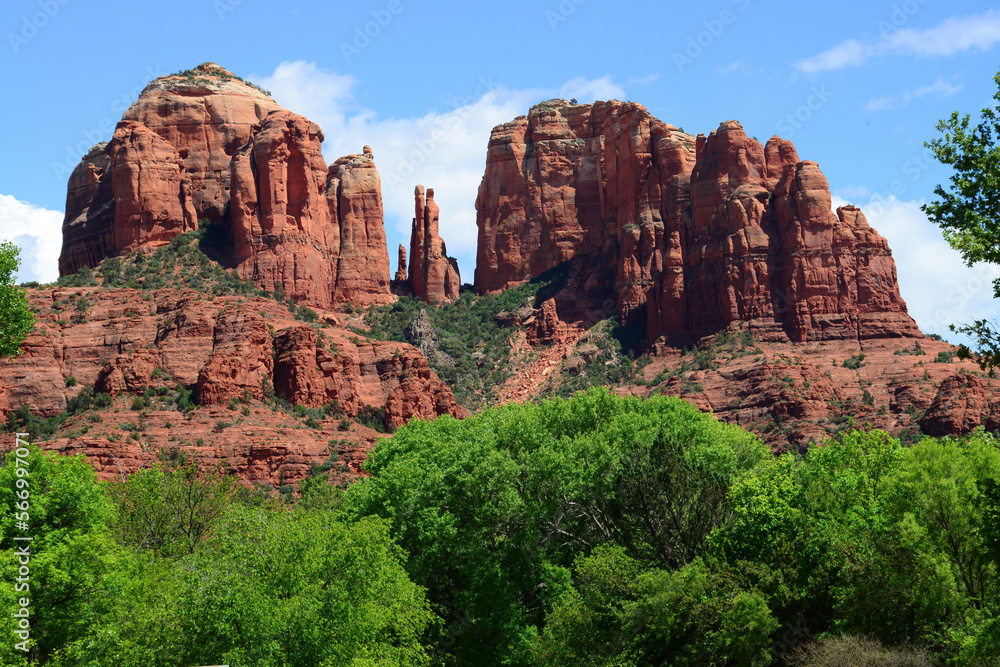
[58,63,391,308]
[407,186,461,305]
[474,100,920,344]
[0,284,463,486]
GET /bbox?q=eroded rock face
[920,373,1000,436]
[58,63,392,309]
[109,122,198,252]
[474,100,920,344]
[326,151,392,305]
[59,143,116,276]
[1,287,460,430]
[407,186,461,305]
[118,63,284,225]
[395,245,408,282]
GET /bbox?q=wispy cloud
[797,10,1000,73]
[718,60,767,77]
[866,76,962,112]
[628,73,660,86]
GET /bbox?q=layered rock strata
[58,63,391,308]
[0,287,461,427]
[474,100,920,344]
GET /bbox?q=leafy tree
[923,69,1000,369]
[535,546,777,666]
[173,508,434,667]
[105,451,238,557]
[343,388,768,665]
[0,241,35,358]
[0,448,122,664]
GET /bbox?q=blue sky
[2,0,999,340]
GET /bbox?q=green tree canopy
[923,69,1000,369]
[341,387,769,665]
[0,241,35,358]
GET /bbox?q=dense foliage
[0,241,35,358]
[2,390,1000,664]
[341,388,775,664]
[343,389,1000,665]
[0,450,435,666]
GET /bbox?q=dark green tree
[0,241,35,358]
[923,70,1000,369]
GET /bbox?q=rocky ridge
[59,63,392,309]
[474,100,920,344]
[0,282,462,486]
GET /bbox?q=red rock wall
[58,63,391,309]
[326,147,392,306]
[58,143,117,276]
[0,287,460,427]
[474,100,921,343]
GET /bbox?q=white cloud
[628,73,660,86]
[0,194,62,283]
[797,10,1000,73]
[558,75,626,102]
[797,39,870,73]
[257,61,628,281]
[866,76,962,112]
[832,194,1000,340]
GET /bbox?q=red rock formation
[0,287,460,429]
[229,110,338,308]
[395,245,408,282]
[108,122,198,252]
[525,298,576,347]
[920,373,1000,436]
[59,143,116,276]
[117,63,284,225]
[58,63,392,309]
[474,100,920,344]
[326,150,392,305]
[408,186,461,305]
[196,306,275,405]
[27,405,382,489]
